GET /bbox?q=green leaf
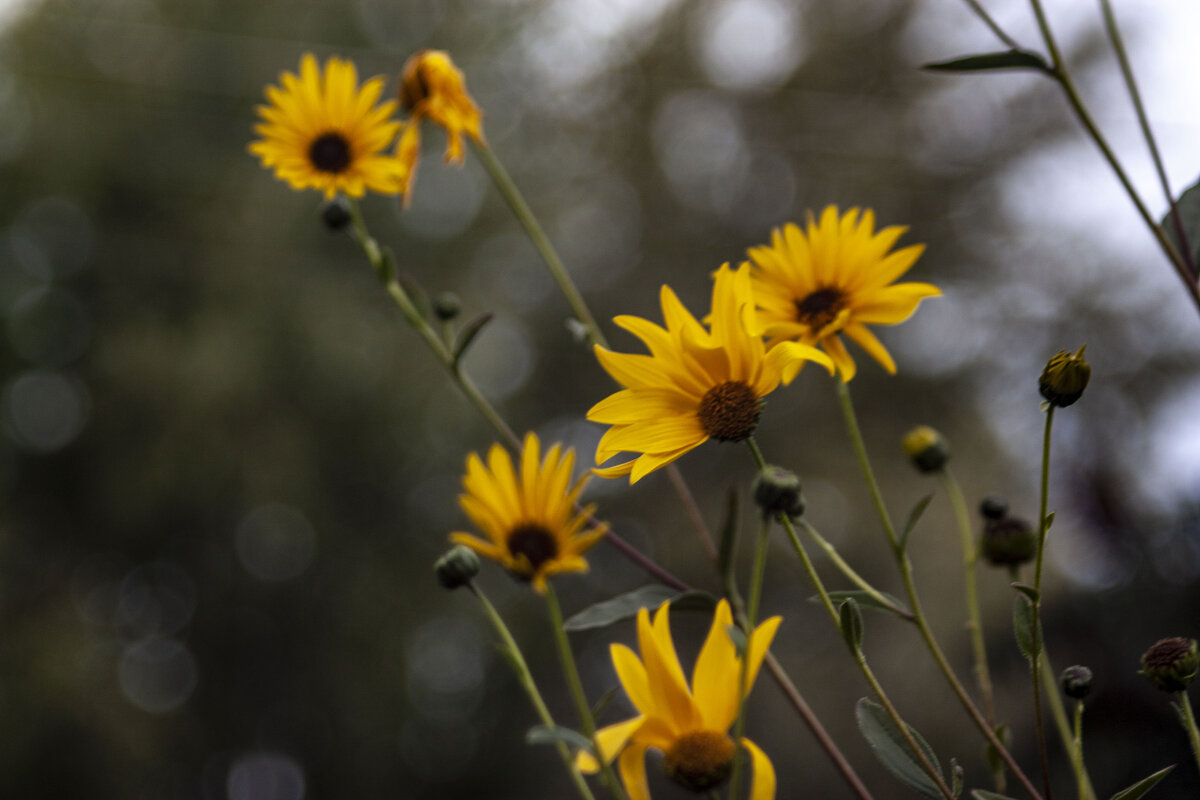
[840,598,864,652]
[1010,582,1040,604]
[452,312,494,363]
[855,698,945,800]
[984,724,1010,777]
[818,590,910,617]
[1108,765,1175,800]
[1043,511,1056,532]
[899,494,934,552]
[526,725,594,754]
[923,50,1052,75]
[1164,177,1200,273]
[718,489,739,588]
[1013,596,1042,661]
[725,623,749,658]
[970,791,1021,800]
[562,586,716,632]
[590,687,618,721]
[950,758,963,798]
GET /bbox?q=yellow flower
[587,263,833,484]
[249,53,408,199]
[578,600,781,800]
[746,206,940,381]
[449,432,606,593]
[395,50,485,200]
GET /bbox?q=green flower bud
[902,425,949,473]
[1060,665,1093,699]
[433,292,462,321]
[752,466,805,519]
[1140,637,1199,693]
[320,197,352,231]
[435,544,480,590]
[979,495,1008,520]
[1039,345,1090,408]
[981,514,1036,568]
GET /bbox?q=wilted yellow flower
[249,53,408,199]
[587,264,833,484]
[747,206,940,381]
[449,433,605,593]
[578,600,781,800]
[395,50,485,199]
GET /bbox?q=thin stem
[836,380,1044,800]
[471,140,608,349]
[1070,700,1086,800]
[1041,653,1097,800]
[1027,0,1200,317]
[1179,692,1200,778]
[728,518,771,800]
[1098,0,1197,277]
[942,468,997,726]
[546,585,629,800]
[799,518,913,620]
[666,463,719,561]
[471,582,598,800]
[961,0,1022,50]
[1029,406,1056,800]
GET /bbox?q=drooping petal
[576,716,643,772]
[741,737,777,800]
[618,743,652,800]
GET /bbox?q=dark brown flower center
[506,524,559,575]
[794,287,847,332]
[664,730,736,792]
[308,132,352,174]
[698,381,759,442]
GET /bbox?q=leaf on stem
[726,623,749,658]
[1108,765,1175,800]
[1165,177,1200,273]
[452,311,494,363]
[899,494,934,552]
[839,598,864,652]
[590,687,619,721]
[923,50,1053,75]
[1010,582,1040,604]
[815,590,910,617]
[950,757,963,798]
[562,586,717,631]
[855,697,946,800]
[526,724,595,754]
[984,724,1010,779]
[1013,596,1042,661]
[1043,511,1056,532]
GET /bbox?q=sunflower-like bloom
[587,264,833,484]
[449,432,606,593]
[249,53,408,199]
[746,206,940,381]
[395,50,485,199]
[578,600,781,800]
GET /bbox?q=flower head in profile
[578,600,781,800]
[449,432,606,593]
[249,53,408,198]
[747,206,940,381]
[587,264,833,483]
[395,50,485,200]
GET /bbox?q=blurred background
[3,0,1200,797]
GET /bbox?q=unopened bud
[320,197,352,231]
[1140,637,1199,693]
[980,495,1008,520]
[1060,665,1094,699]
[1039,345,1090,408]
[435,544,480,590]
[433,292,462,321]
[981,514,1036,568]
[903,426,949,473]
[752,466,805,519]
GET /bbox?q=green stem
[1070,699,1086,800]
[1179,692,1200,778]
[471,140,608,349]
[836,380,1044,800]
[799,518,912,620]
[1098,0,1196,277]
[546,585,629,800]
[728,517,771,800]
[1027,0,1200,317]
[1029,406,1056,800]
[1041,653,1097,800]
[471,583,598,800]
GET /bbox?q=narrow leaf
[840,598,864,652]
[452,312,494,363]
[970,791,1021,800]
[1109,765,1176,800]
[590,687,618,721]
[923,49,1052,75]
[718,489,739,588]
[900,494,935,552]
[950,757,963,798]
[726,624,749,658]
[855,698,945,800]
[563,586,715,631]
[1043,511,1056,532]
[818,590,910,617]
[1010,582,1040,604]
[1013,597,1041,661]
[526,725,594,754]
[1164,177,1200,273]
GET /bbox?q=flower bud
[1060,665,1093,699]
[433,292,462,321]
[903,425,949,473]
[320,197,352,231]
[1140,637,1199,693]
[979,495,1008,520]
[435,544,480,590]
[980,514,1036,568]
[1039,345,1090,408]
[752,466,805,519]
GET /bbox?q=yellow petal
[611,644,656,717]
[636,606,699,732]
[618,743,651,800]
[691,599,739,731]
[743,616,783,695]
[576,716,642,772]
[742,737,777,800]
[842,322,896,375]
